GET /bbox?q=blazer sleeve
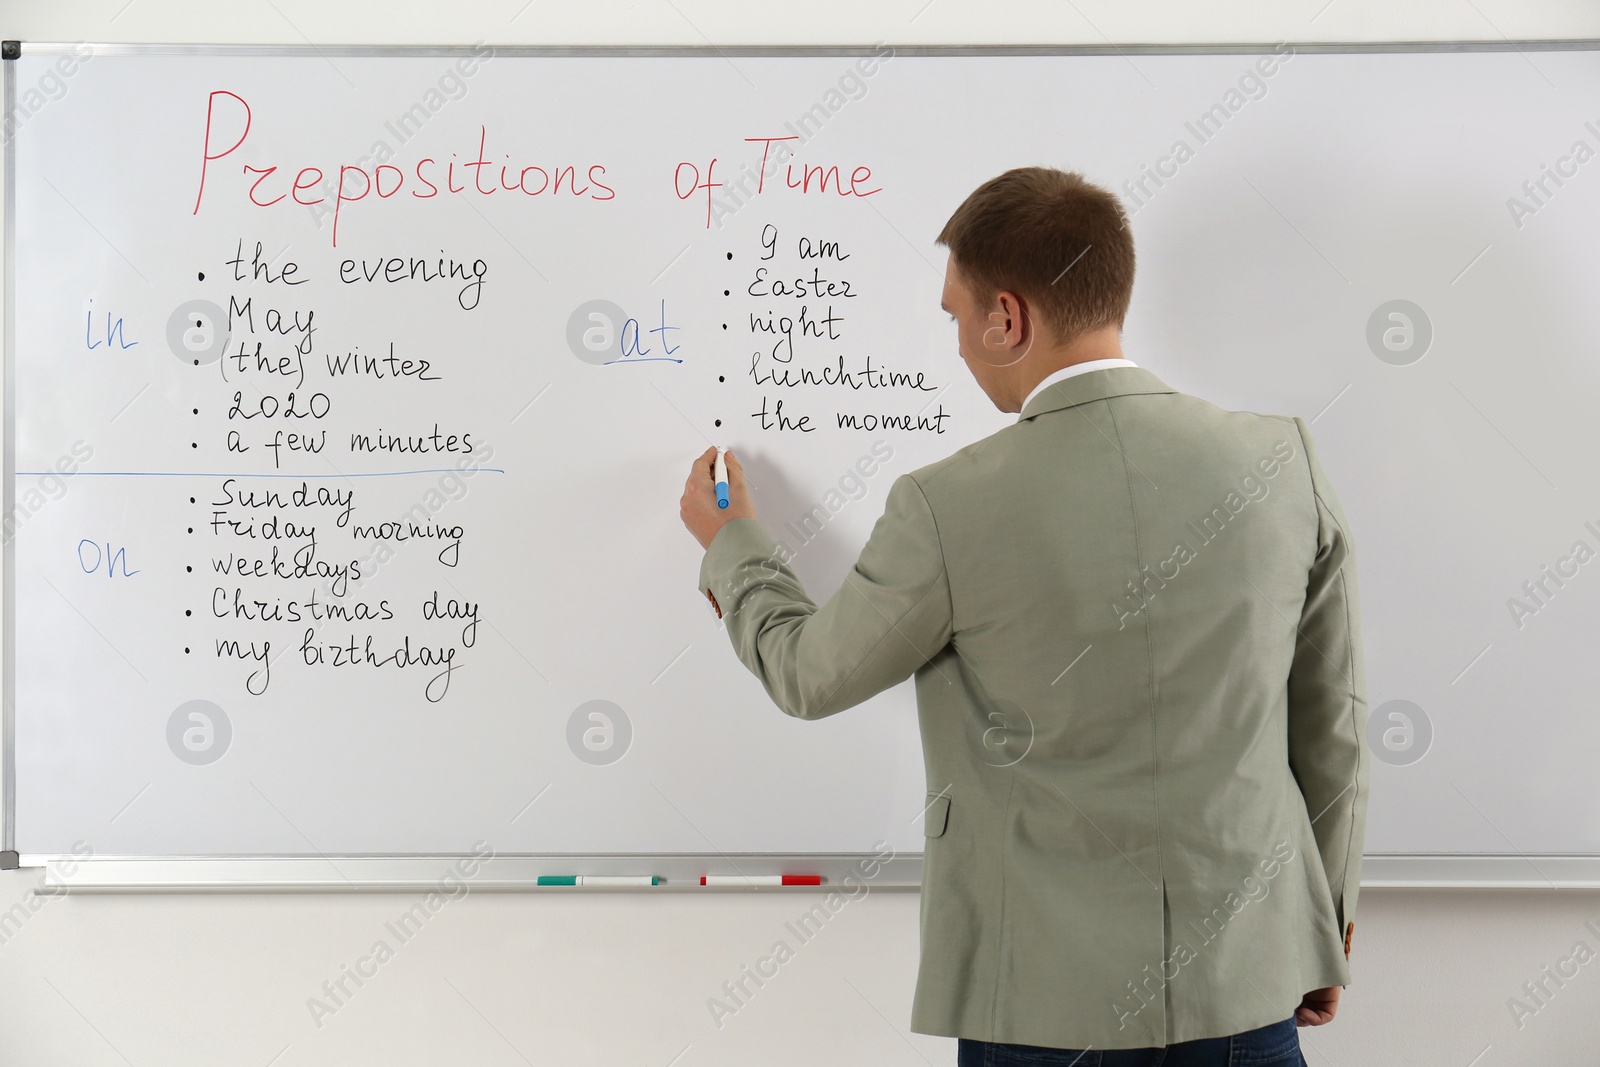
[1287,417,1371,962]
[696,473,953,721]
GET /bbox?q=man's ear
[998,290,1037,356]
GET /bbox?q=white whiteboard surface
[6,43,1600,884]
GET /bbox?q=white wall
[4,2,1600,1064]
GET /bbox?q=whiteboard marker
[714,448,730,509]
[537,875,660,886]
[700,875,821,886]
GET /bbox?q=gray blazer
[697,366,1368,1050]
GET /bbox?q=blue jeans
[957,1016,1306,1066]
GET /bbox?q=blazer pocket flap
[923,792,951,838]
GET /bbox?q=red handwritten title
[191,91,616,246]
[192,92,884,242]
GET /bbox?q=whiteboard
[7,43,1600,885]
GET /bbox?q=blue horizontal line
[15,468,507,478]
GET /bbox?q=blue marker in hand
[714,448,730,510]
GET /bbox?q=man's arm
[1287,417,1370,963]
[697,473,953,720]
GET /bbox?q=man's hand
[1295,986,1340,1026]
[680,446,757,551]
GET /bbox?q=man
[680,167,1367,1066]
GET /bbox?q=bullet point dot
[723,289,730,296]
[192,408,199,415]
[186,565,192,572]
[714,419,722,427]
[187,527,193,533]
[191,442,197,448]
[722,323,727,330]
[192,359,199,366]
[726,252,733,260]
[184,647,190,654]
[197,272,205,281]
[718,375,725,382]
[189,496,195,503]
[184,610,192,617]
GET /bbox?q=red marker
[700,875,821,886]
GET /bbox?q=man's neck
[1012,328,1127,410]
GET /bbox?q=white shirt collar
[1019,358,1138,414]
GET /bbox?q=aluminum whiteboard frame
[2,49,15,870]
[7,41,1600,56]
[26,854,1600,894]
[6,39,1600,889]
